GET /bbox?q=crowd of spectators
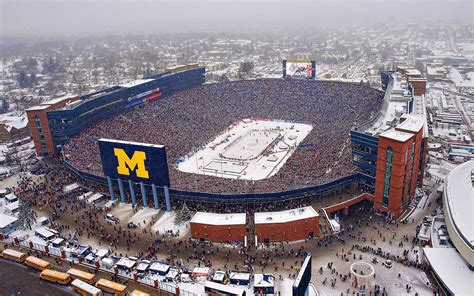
[64,79,384,194]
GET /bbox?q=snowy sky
[0,0,472,38]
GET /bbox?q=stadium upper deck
[26,65,205,156]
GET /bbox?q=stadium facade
[350,67,428,218]
[26,64,204,156]
[27,64,428,219]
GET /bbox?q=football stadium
[57,70,384,200]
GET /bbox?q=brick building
[190,212,246,243]
[254,206,319,243]
[26,96,79,156]
[374,115,424,218]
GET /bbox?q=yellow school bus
[71,279,103,296]
[1,249,26,263]
[130,289,151,296]
[95,278,128,296]
[25,256,51,271]
[67,268,96,284]
[39,269,71,285]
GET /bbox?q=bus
[95,278,128,296]
[71,279,103,296]
[130,290,151,296]
[1,249,26,263]
[67,268,96,284]
[25,256,51,271]
[40,269,72,285]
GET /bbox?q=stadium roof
[120,78,154,88]
[190,212,246,226]
[255,206,318,224]
[423,247,474,295]
[444,160,474,248]
[396,114,425,134]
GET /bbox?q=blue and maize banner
[98,138,170,186]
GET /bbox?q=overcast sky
[0,0,472,38]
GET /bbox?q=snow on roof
[423,248,474,295]
[35,227,55,239]
[5,193,17,201]
[254,206,318,224]
[26,95,76,111]
[204,281,245,294]
[5,201,19,211]
[51,238,64,244]
[253,274,274,287]
[445,161,474,248]
[96,249,109,258]
[99,138,165,149]
[190,212,246,226]
[379,129,413,142]
[192,267,209,275]
[396,114,424,133]
[0,213,18,228]
[149,262,170,272]
[0,114,28,132]
[120,79,154,88]
[86,193,104,204]
[229,272,250,280]
[37,216,48,223]
[63,183,80,193]
[116,257,136,269]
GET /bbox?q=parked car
[105,214,119,224]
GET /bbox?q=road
[0,258,74,296]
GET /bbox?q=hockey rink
[177,118,312,180]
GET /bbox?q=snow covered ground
[109,203,135,223]
[128,207,160,228]
[151,211,189,238]
[177,118,312,181]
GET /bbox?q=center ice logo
[113,148,149,179]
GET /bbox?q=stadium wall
[190,223,246,243]
[64,160,373,204]
[255,216,319,242]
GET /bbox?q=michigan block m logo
[113,148,149,179]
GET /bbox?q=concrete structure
[254,206,319,242]
[26,96,80,156]
[190,212,246,243]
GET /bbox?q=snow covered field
[177,119,312,181]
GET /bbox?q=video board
[283,60,316,79]
[98,138,170,186]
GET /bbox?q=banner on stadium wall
[98,138,170,186]
[125,88,161,109]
